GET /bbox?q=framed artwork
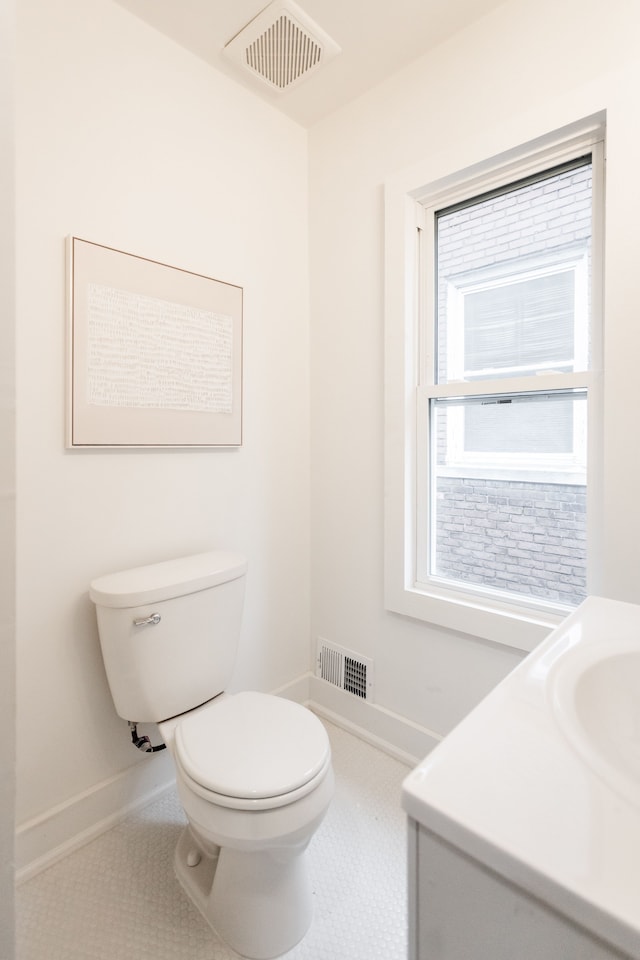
[66,237,243,448]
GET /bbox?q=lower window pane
[429,393,587,607]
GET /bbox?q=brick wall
[437,163,592,315]
[434,477,587,606]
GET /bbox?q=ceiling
[113,0,507,127]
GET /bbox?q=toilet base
[174,825,313,960]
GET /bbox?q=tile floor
[17,720,411,960]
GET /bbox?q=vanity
[402,597,640,960]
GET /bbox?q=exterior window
[384,119,605,648]
[442,249,588,479]
[421,158,595,609]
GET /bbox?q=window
[384,119,604,650]
[436,164,590,483]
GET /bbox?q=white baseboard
[276,672,440,767]
[16,750,175,883]
[17,674,438,881]
[271,672,312,705]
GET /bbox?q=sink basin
[552,641,640,805]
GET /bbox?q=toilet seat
[174,692,330,807]
[177,750,332,811]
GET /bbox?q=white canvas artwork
[87,284,233,414]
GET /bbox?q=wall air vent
[223,0,341,94]
[316,639,374,701]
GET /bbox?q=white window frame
[383,116,605,652]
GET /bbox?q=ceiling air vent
[223,0,341,93]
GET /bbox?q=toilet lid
[174,692,330,800]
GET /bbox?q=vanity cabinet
[407,819,631,960]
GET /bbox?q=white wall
[15,0,310,844]
[15,0,640,883]
[309,0,640,737]
[0,0,16,950]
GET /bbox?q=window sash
[415,378,593,588]
[436,389,588,479]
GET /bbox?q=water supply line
[128,610,166,752]
[128,721,166,753]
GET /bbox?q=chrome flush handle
[133,612,162,627]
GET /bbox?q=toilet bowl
[89,551,335,960]
[159,692,334,958]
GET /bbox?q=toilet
[89,550,334,960]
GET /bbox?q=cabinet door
[411,821,629,960]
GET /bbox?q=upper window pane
[436,160,592,384]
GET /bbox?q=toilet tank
[89,551,247,723]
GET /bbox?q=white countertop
[402,596,640,960]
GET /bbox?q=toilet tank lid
[89,551,247,608]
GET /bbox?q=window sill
[385,578,568,653]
